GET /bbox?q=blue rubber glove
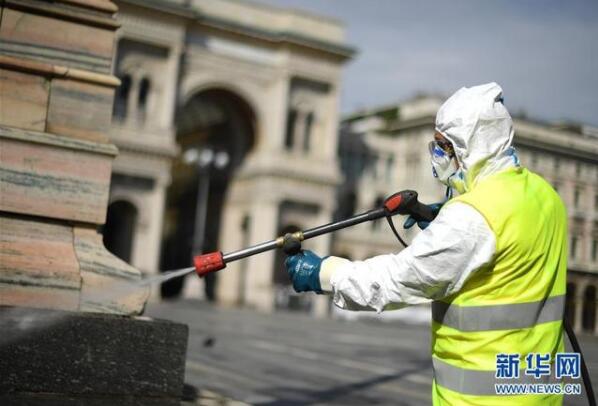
[284,250,324,293]
[403,203,443,230]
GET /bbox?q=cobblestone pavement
[147,299,598,405]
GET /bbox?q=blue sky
[257,0,598,125]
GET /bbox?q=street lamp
[183,147,230,258]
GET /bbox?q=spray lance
[190,190,434,277]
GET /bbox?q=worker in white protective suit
[285,82,568,405]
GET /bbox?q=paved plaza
[148,300,598,405]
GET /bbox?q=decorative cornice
[118,0,355,60]
[0,125,118,156]
[0,55,120,87]
[4,0,119,29]
[118,0,196,18]
[109,125,179,159]
[236,167,339,188]
[514,120,598,164]
[383,115,435,133]
[111,138,179,159]
[56,0,118,14]
[513,136,598,164]
[373,113,598,164]
[196,14,355,60]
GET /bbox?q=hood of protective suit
[435,82,519,193]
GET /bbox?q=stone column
[160,44,183,129]
[131,179,169,300]
[322,83,340,160]
[243,200,279,311]
[215,194,279,311]
[215,201,247,305]
[261,76,290,153]
[310,209,334,318]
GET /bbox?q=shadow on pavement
[255,363,430,406]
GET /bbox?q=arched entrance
[103,200,138,263]
[161,88,256,299]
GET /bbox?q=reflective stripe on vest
[432,295,565,332]
[433,357,562,396]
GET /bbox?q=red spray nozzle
[193,251,226,277]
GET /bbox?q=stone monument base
[0,307,189,405]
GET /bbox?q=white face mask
[429,143,456,184]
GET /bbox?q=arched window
[103,200,138,263]
[303,111,314,151]
[113,74,131,121]
[285,108,297,150]
[570,236,578,260]
[582,285,596,332]
[138,77,151,120]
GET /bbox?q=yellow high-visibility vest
[432,167,567,405]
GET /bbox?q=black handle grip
[384,190,437,222]
[407,200,436,222]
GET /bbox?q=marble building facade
[105,0,353,313]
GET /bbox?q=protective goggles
[428,139,454,158]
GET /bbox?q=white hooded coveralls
[320,83,519,311]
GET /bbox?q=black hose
[385,216,408,248]
[564,317,596,405]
